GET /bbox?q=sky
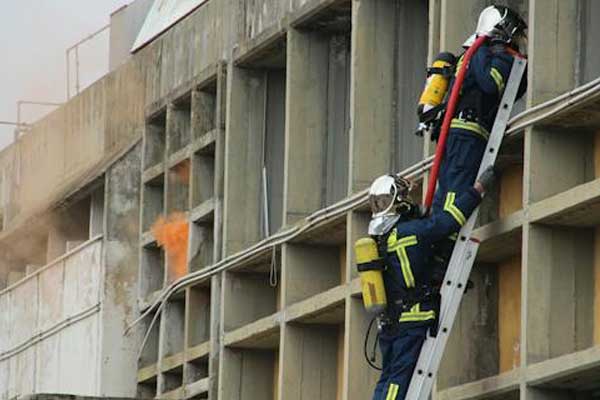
[0,0,132,150]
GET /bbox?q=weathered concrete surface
[0,239,103,399]
[3,0,600,400]
[0,59,145,237]
[100,143,143,397]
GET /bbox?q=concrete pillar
[524,224,594,365]
[99,143,143,397]
[440,0,483,52]
[349,0,396,192]
[219,347,277,400]
[222,65,265,255]
[283,29,329,224]
[527,0,578,106]
[279,323,339,400]
[394,0,429,171]
[344,297,378,399]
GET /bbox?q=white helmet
[463,5,527,48]
[367,175,415,236]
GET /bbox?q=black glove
[477,166,497,194]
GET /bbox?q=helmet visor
[369,193,395,215]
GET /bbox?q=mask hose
[364,316,382,371]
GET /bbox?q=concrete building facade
[1,0,600,399]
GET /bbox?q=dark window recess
[323,34,351,206]
[579,0,600,85]
[394,0,428,171]
[262,69,286,237]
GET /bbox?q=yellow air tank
[355,237,387,314]
[418,52,457,117]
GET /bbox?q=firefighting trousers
[431,128,487,215]
[372,325,429,400]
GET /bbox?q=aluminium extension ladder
[404,56,528,400]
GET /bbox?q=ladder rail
[405,57,527,400]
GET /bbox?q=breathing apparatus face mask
[367,175,415,236]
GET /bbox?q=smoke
[0,0,131,151]
[151,213,189,281]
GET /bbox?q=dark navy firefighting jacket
[381,187,482,325]
[450,43,527,140]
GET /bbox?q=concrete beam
[284,284,346,324]
[436,368,520,400]
[473,210,524,264]
[223,313,280,349]
[526,346,600,390]
[529,177,600,227]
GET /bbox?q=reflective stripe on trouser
[385,383,399,400]
[399,303,436,323]
[431,128,487,215]
[443,192,467,225]
[372,325,429,400]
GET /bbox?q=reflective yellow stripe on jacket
[388,232,418,288]
[399,303,436,323]
[450,118,490,140]
[490,67,505,92]
[385,383,399,400]
[444,192,467,226]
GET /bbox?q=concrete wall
[3,0,600,399]
[0,239,103,400]
[0,57,146,234]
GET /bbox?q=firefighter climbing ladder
[405,56,527,400]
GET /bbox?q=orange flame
[152,213,189,281]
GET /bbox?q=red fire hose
[424,35,489,209]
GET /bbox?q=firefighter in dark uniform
[367,168,495,400]
[430,5,528,281]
